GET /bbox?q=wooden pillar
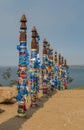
[16,14,29,117]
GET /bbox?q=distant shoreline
[0,65,84,69]
[69,65,84,68]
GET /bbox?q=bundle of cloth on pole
[16,14,29,117]
[54,51,59,90]
[41,39,51,97]
[29,26,40,107]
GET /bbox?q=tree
[2,67,11,81]
[2,67,17,86]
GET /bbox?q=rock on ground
[0,86,17,103]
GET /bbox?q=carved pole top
[31,26,37,49]
[43,39,47,54]
[54,51,57,64]
[19,14,27,42]
[54,51,57,55]
[20,14,27,22]
[58,53,61,65]
[31,26,37,38]
[62,56,64,65]
[64,59,67,66]
[20,14,27,30]
[43,38,48,47]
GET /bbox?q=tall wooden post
[54,51,59,90]
[30,26,39,107]
[35,29,40,95]
[16,14,29,117]
[46,42,51,94]
[64,59,68,89]
[42,38,49,96]
[49,47,55,91]
[58,53,62,90]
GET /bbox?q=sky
[0,0,84,66]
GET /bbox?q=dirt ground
[0,89,84,130]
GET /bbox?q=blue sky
[0,0,84,66]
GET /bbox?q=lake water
[0,66,84,88]
[68,67,84,89]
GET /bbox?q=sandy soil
[0,89,84,130]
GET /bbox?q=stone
[0,86,17,103]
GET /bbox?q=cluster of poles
[16,14,70,117]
